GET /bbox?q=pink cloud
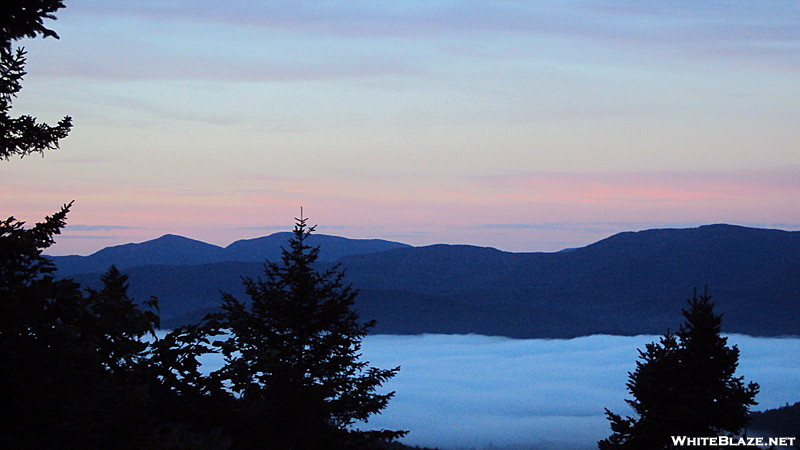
[12,165,800,255]
[472,168,800,204]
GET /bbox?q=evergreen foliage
[0,206,162,448]
[599,290,760,449]
[204,214,407,449]
[1,0,72,160]
[147,322,235,448]
[0,4,159,447]
[1,3,407,448]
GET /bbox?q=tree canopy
[1,0,72,160]
[599,290,760,449]
[201,214,407,449]
[0,204,164,448]
[1,3,407,447]
[0,3,158,446]
[1,0,66,45]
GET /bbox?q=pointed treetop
[292,206,316,241]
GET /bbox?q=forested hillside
[61,224,800,337]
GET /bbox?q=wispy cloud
[233,225,293,231]
[54,235,121,240]
[28,0,798,84]
[471,167,800,204]
[65,224,143,231]
[72,1,798,43]
[471,221,707,233]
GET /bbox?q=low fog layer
[197,334,800,450]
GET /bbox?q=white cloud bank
[198,334,800,450]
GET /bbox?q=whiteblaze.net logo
[671,435,796,447]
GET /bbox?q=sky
[195,333,800,449]
[3,0,799,255]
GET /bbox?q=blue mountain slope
[52,234,224,276]
[221,233,409,264]
[57,224,800,338]
[51,233,409,277]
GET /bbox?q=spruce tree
[207,214,407,449]
[599,290,760,449]
[0,210,161,448]
[1,0,72,159]
[0,5,166,446]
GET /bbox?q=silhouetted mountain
[58,224,800,338]
[52,233,409,277]
[344,224,800,336]
[54,234,223,276]
[221,232,411,264]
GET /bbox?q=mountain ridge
[54,224,800,338]
[52,232,410,276]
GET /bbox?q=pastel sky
[3,0,799,255]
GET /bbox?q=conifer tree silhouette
[0,212,162,447]
[599,290,760,449]
[206,214,407,449]
[1,0,72,160]
[0,4,165,447]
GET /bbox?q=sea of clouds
[197,334,800,450]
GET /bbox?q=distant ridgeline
[51,224,800,338]
[749,402,800,439]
